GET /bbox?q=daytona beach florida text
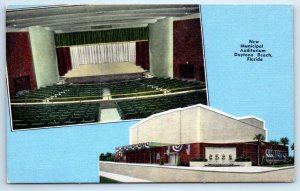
[234,40,272,61]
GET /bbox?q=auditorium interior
[6,5,208,130]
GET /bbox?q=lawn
[99,176,120,183]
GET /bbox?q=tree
[291,143,294,157]
[269,140,279,146]
[99,153,105,161]
[253,134,265,166]
[280,137,289,147]
[269,140,279,165]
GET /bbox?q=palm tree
[270,140,279,146]
[291,143,294,157]
[280,137,289,147]
[253,134,265,166]
[269,140,279,164]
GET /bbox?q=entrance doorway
[168,153,178,165]
[13,76,31,95]
[179,64,194,79]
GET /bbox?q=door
[168,153,177,165]
[14,76,31,95]
[179,64,194,79]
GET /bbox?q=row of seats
[11,91,207,129]
[106,80,161,98]
[116,91,207,120]
[140,77,205,92]
[11,103,100,129]
[14,84,103,102]
[50,84,103,102]
[12,77,205,102]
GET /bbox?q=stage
[63,62,146,83]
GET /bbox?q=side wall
[173,18,205,81]
[6,32,37,97]
[199,107,266,143]
[131,106,266,145]
[238,118,264,128]
[29,27,59,88]
[149,17,173,78]
[130,111,181,145]
[130,106,201,145]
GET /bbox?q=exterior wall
[149,17,173,78]
[130,106,200,145]
[238,117,264,128]
[29,26,59,88]
[121,147,166,164]
[260,144,289,163]
[119,142,288,166]
[130,111,181,145]
[199,143,257,164]
[180,107,201,144]
[205,147,236,164]
[6,32,37,97]
[198,107,266,143]
[120,143,201,165]
[200,142,289,166]
[173,18,205,81]
[178,143,201,164]
[130,105,266,145]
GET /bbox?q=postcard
[6,4,294,183]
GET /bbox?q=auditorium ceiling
[6,4,200,33]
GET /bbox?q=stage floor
[64,62,145,78]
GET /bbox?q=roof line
[130,104,265,131]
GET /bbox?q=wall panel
[173,18,205,81]
[29,27,59,88]
[149,17,173,78]
[6,32,37,97]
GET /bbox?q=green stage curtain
[55,27,149,47]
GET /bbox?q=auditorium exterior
[114,104,288,166]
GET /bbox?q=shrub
[99,152,115,161]
[235,156,251,162]
[177,155,181,166]
[159,158,164,165]
[287,157,294,164]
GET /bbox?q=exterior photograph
[99,104,293,182]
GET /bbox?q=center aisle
[100,108,121,123]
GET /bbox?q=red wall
[136,41,149,70]
[6,32,37,97]
[173,19,205,81]
[120,142,289,166]
[56,47,72,76]
[179,144,201,164]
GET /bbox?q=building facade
[115,104,288,166]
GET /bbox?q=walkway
[100,161,295,182]
[100,108,121,122]
[100,171,151,183]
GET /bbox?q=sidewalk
[100,171,151,183]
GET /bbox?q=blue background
[202,5,293,144]
[6,103,139,183]
[6,5,294,183]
